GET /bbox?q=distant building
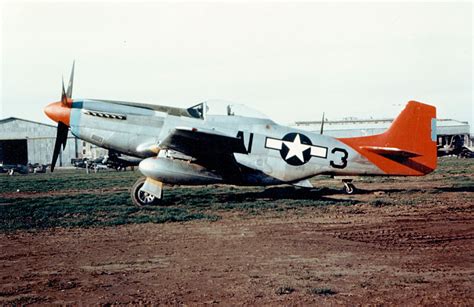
[79,140,108,160]
[293,118,472,148]
[0,117,107,166]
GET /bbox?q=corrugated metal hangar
[0,117,105,167]
[293,118,472,148]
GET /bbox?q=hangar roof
[0,117,71,140]
[0,117,55,128]
[293,118,470,137]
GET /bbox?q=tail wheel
[343,181,356,194]
[131,177,161,207]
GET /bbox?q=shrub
[308,287,336,296]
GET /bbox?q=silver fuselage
[68,99,382,185]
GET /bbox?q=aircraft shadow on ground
[355,188,407,194]
[434,186,474,193]
[353,185,473,194]
[216,186,354,202]
[162,184,458,207]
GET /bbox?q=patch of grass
[402,276,428,284]
[0,169,141,193]
[307,287,337,296]
[369,199,392,207]
[159,185,358,213]
[399,199,420,206]
[275,286,295,295]
[435,157,474,175]
[0,175,358,232]
[0,192,218,232]
[359,281,372,288]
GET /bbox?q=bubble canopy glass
[187,100,270,120]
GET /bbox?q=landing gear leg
[342,179,356,194]
[131,177,162,207]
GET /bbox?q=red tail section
[339,101,437,176]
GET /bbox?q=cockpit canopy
[187,100,270,120]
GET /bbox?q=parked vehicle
[0,163,29,175]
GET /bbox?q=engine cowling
[139,157,223,185]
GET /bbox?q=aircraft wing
[158,127,247,180]
[159,127,247,156]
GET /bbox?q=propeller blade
[61,77,68,106]
[66,61,75,98]
[51,121,69,172]
[51,62,74,171]
[320,112,325,135]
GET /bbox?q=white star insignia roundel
[284,134,308,163]
[265,133,328,166]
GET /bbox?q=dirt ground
[1,162,473,305]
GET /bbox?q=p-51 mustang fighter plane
[45,64,437,206]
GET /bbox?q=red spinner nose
[44,101,71,126]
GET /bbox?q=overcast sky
[1,1,472,129]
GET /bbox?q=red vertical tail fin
[339,101,437,175]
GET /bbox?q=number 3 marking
[330,148,348,169]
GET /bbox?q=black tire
[460,148,473,158]
[130,177,161,207]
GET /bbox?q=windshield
[187,100,270,120]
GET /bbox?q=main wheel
[131,177,161,207]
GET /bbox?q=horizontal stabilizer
[360,146,421,158]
